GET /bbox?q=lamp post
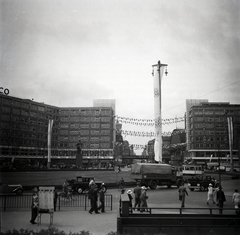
[152,60,168,162]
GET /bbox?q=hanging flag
[227,117,233,171]
[47,119,54,168]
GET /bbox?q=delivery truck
[130,163,183,189]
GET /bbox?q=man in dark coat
[217,186,226,214]
[89,185,99,214]
[133,182,141,210]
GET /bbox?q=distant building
[186,100,240,164]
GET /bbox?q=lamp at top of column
[152,60,168,163]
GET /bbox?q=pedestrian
[30,187,39,224]
[207,183,215,205]
[127,190,133,213]
[98,185,105,213]
[54,189,58,212]
[140,186,148,212]
[118,165,121,173]
[89,185,99,214]
[133,181,141,211]
[119,177,125,189]
[178,182,188,208]
[232,189,240,214]
[216,186,226,214]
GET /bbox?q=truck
[130,163,183,189]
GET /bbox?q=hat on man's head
[141,186,147,190]
[209,183,212,186]
[127,190,132,194]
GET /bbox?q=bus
[182,164,204,176]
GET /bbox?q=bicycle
[59,189,76,201]
[118,184,125,191]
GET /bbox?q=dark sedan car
[0,182,24,195]
[67,176,107,194]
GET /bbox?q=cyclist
[62,180,71,198]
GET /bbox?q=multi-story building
[0,94,115,167]
[187,100,240,165]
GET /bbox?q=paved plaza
[1,177,239,235]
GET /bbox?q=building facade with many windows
[187,101,240,166]
[0,94,115,167]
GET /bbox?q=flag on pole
[227,116,233,171]
[47,119,54,167]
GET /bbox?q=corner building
[0,94,115,166]
[187,101,240,165]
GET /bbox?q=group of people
[88,180,105,214]
[206,182,240,214]
[125,182,149,212]
[178,180,240,215]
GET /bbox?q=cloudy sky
[1,0,240,153]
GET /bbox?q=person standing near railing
[98,184,105,213]
[216,186,226,214]
[133,182,141,211]
[232,189,240,214]
[30,187,39,224]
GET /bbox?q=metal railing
[126,206,238,216]
[0,194,112,212]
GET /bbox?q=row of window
[0,99,57,113]
[59,109,112,116]
[191,136,228,142]
[191,109,238,115]
[191,117,225,122]
[191,123,228,129]
[60,116,111,122]
[191,143,227,149]
[58,136,110,142]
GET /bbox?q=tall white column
[152,61,168,162]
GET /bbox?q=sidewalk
[1,209,118,235]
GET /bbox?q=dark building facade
[187,101,240,165]
[0,94,114,167]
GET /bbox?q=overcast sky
[1,0,240,153]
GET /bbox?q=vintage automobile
[67,176,107,194]
[0,182,24,195]
[187,175,215,191]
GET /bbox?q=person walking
[133,182,141,211]
[89,185,99,214]
[127,190,133,213]
[232,189,240,214]
[140,186,148,212]
[119,177,125,190]
[98,185,105,213]
[30,187,39,224]
[207,183,215,205]
[178,182,188,208]
[216,186,226,214]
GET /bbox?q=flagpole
[152,60,168,163]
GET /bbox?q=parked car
[67,176,107,194]
[187,175,215,191]
[0,182,24,195]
